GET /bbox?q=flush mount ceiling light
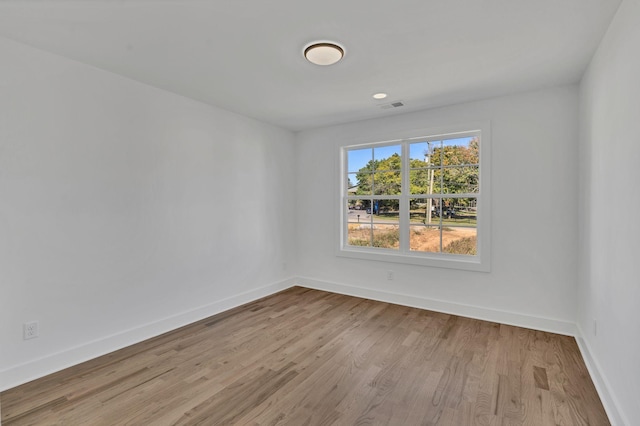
[304,42,344,66]
[372,92,388,100]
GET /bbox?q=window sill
[337,246,490,272]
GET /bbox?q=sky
[347,136,475,177]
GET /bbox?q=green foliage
[354,139,479,197]
[418,139,479,195]
[354,153,402,195]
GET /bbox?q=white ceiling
[0,0,621,131]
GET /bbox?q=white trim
[296,276,576,336]
[575,325,629,426]
[0,278,297,392]
[337,247,488,271]
[2,276,623,426]
[301,276,623,423]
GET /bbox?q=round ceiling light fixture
[304,42,344,66]
[372,92,388,100]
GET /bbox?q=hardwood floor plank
[533,366,550,391]
[1,287,609,425]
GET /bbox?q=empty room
[0,0,638,425]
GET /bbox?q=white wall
[578,0,640,424]
[0,37,296,391]
[295,86,580,333]
[4,12,636,423]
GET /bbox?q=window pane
[409,141,430,163]
[410,198,442,253]
[347,173,359,188]
[373,171,401,195]
[440,198,456,221]
[410,225,441,253]
[441,137,479,166]
[442,227,477,255]
[373,199,399,219]
[371,199,399,249]
[441,166,479,194]
[348,148,373,173]
[342,131,484,264]
[429,141,444,166]
[348,199,399,218]
[410,198,441,226]
[347,199,372,247]
[410,140,442,165]
[348,200,370,221]
[349,172,372,195]
[440,197,477,255]
[410,168,438,195]
[348,224,372,247]
[347,172,372,195]
[441,197,477,226]
[374,145,401,170]
[373,226,400,249]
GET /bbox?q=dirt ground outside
[348,223,477,254]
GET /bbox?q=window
[339,124,490,271]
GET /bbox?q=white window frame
[337,122,491,272]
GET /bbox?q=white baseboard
[296,276,577,336]
[3,276,626,426]
[297,277,635,423]
[0,278,296,392]
[575,325,628,426]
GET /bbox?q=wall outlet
[387,270,394,281]
[24,321,39,340]
[593,319,597,336]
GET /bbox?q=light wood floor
[1,287,609,425]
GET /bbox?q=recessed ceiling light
[304,42,344,66]
[373,93,388,100]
